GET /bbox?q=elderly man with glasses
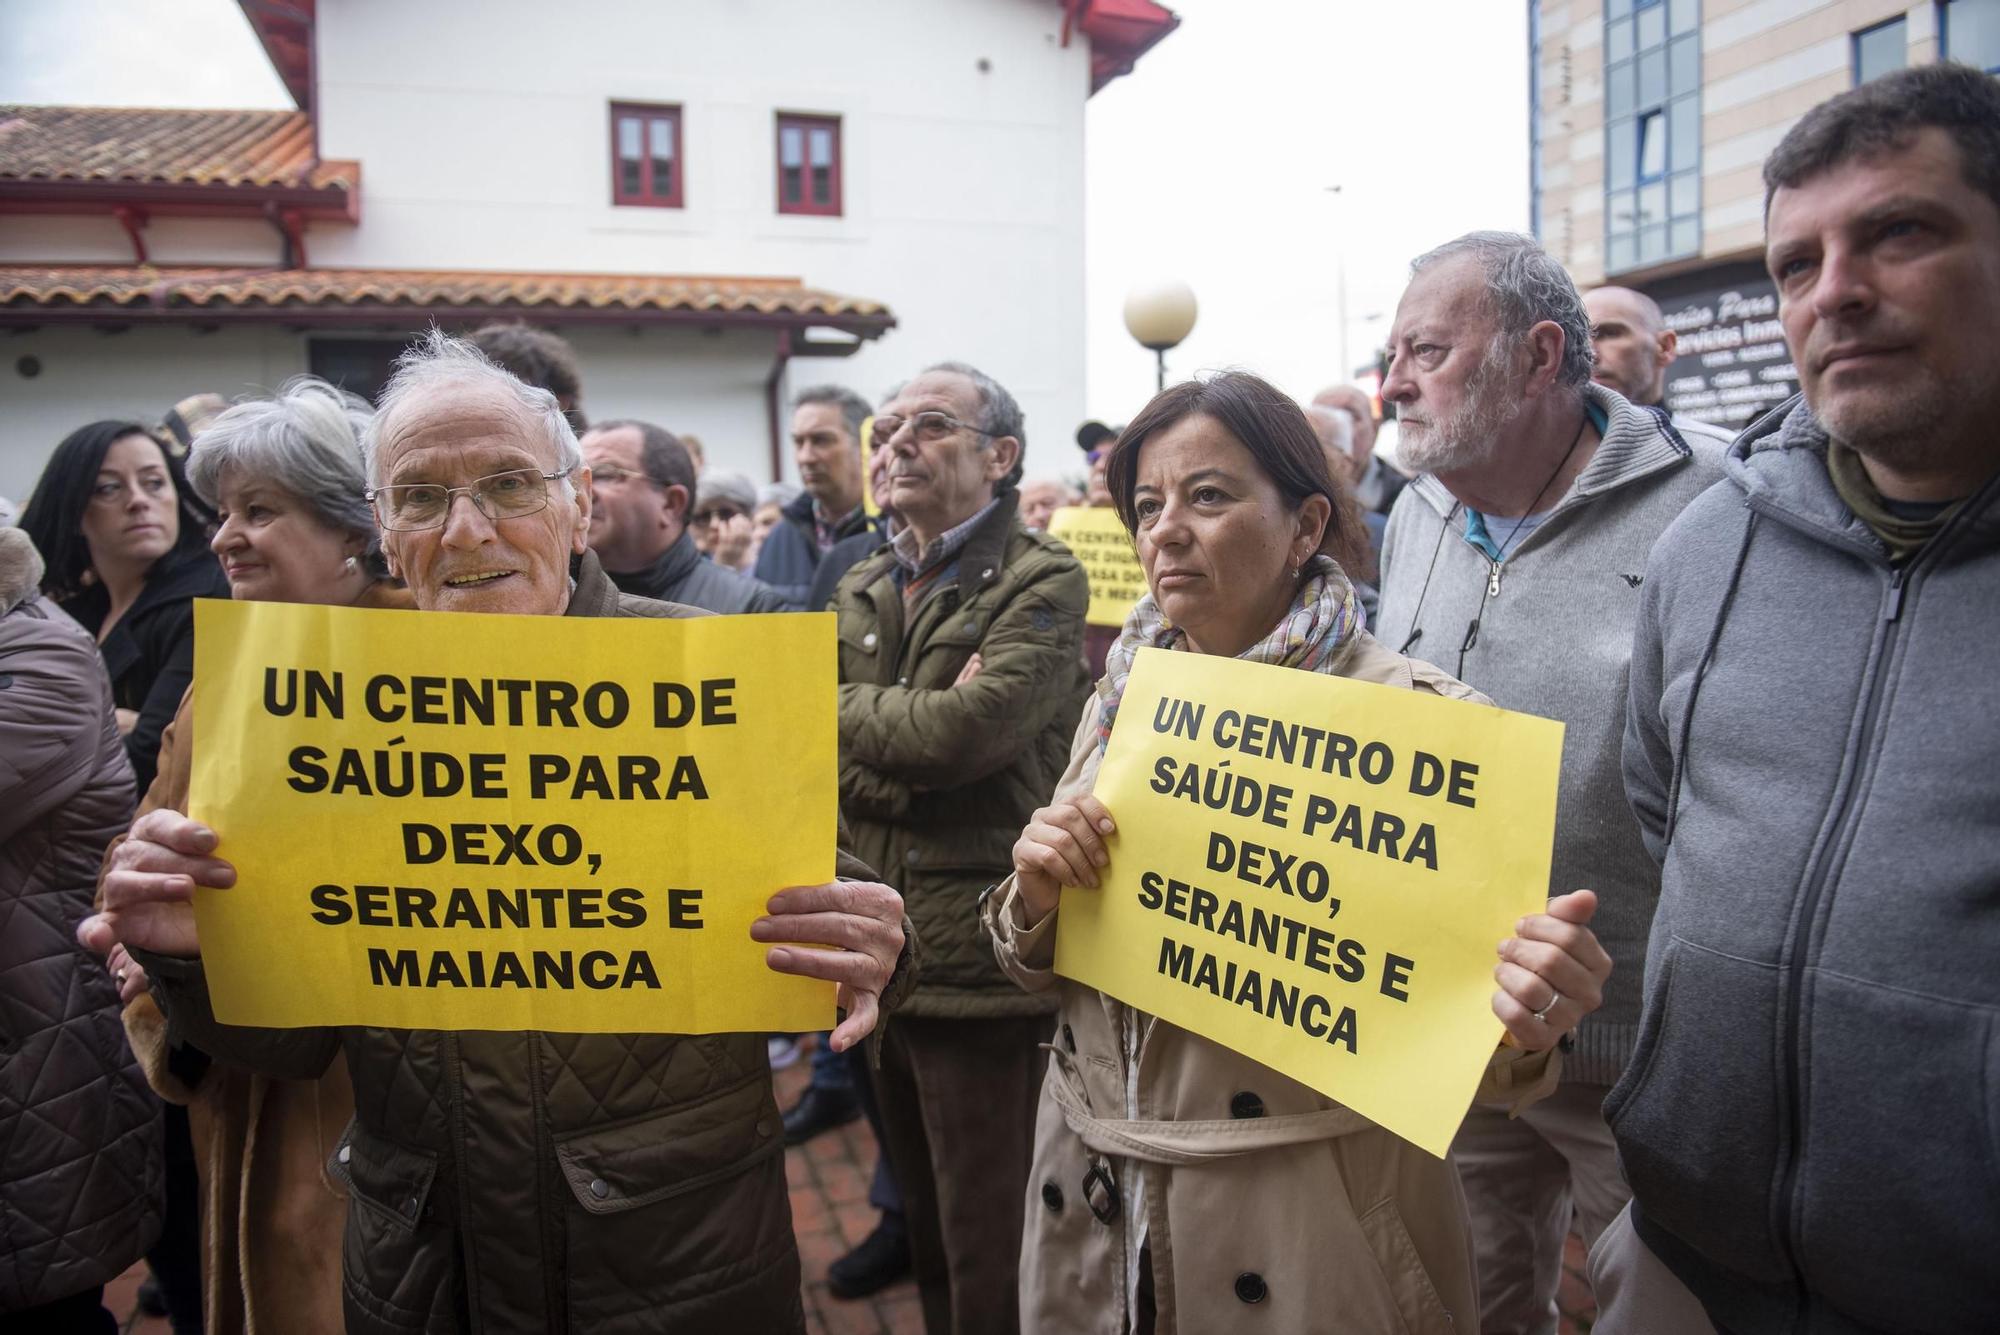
[578,417,783,613]
[828,361,1089,1335]
[97,330,913,1335]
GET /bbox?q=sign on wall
[1645,262,1800,429]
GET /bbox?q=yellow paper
[1053,648,1564,1157]
[1047,506,1147,628]
[859,415,879,518]
[188,598,838,1035]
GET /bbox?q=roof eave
[0,298,895,339]
[0,176,358,223]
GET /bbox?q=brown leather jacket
[134,554,907,1334]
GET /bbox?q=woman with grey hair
[87,375,408,1335]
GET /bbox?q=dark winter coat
[753,491,869,610]
[135,551,908,1335]
[0,528,161,1312]
[1617,396,2000,1332]
[60,546,230,794]
[606,529,786,614]
[833,491,1090,1018]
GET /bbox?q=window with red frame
[776,114,841,216]
[611,103,683,207]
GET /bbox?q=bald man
[1586,287,1738,452]
[1310,383,1406,515]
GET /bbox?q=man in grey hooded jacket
[1595,63,2000,1334]
[1375,230,1722,1334]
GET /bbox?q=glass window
[610,104,682,207]
[1608,118,1637,190]
[1608,233,1637,272]
[1607,0,1634,18]
[1639,47,1667,106]
[1608,60,1635,118]
[1608,17,1634,62]
[1670,33,1700,95]
[1853,18,1906,85]
[1639,180,1667,227]
[776,114,841,215]
[1639,223,1668,263]
[1638,110,1667,182]
[1670,169,1700,219]
[1944,0,2000,72]
[1609,189,1638,232]
[1637,2,1666,49]
[1669,0,1699,35]
[1672,218,1701,256]
[1670,94,1700,172]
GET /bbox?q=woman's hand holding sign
[1012,796,1118,923]
[88,808,235,960]
[752,880,906,1053]
[1492,889,1612,1052]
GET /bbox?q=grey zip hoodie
[1616,394,2000,1333]
[1377,383,1724,1086]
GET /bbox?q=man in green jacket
[95,331,912,1335]
[832,362,1089,1335]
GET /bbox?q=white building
[0,0,1177,502]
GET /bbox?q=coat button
[407,1197,421,1218]
[337,1144,351,1164]
[862,632,877,648]
[1235,1272,1267,1304]
[906,849,921,865]
[1230,1090,1266,1119]
[589,1178,610,1200]
[1041,1181,1063,1213]
[963,620,978,635]
[981,567,995,580]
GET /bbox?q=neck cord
[1491,407,1590,560]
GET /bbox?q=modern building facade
[0,0,1176,501]
[1530,0,1998,426]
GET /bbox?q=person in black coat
[19,421,227,797]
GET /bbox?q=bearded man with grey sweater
[1374,231,1722,1335]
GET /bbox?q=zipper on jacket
[1769,561,1910,1304]
[1486,560,1503,598]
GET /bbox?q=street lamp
[1123,278,1198,393]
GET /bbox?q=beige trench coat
[983,630,1560,1335]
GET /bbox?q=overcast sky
[0,0,1530,430]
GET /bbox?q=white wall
[312,0,1091,481]
[558,324,777,480]
[0,326,306,503]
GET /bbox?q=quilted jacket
[833,489,1090,1018]
[135,553,906,1334]
[0,528,161,1311]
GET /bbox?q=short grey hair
[920,360,1025,488]
[1410,231,1594,390]
[363,327,583,488]
[1305,403,1355,456]
[188,376,385,574]
[792,385,872,445]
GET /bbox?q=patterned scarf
[1096,554,1364,752]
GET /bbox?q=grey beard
[1400,355,1525,474]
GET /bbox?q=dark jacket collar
[607,530,701,601]
[565,549,623,618]
[953,488,1021,602]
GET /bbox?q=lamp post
[1123,278,1198,393]
[1326,184,1350,381]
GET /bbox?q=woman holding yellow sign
[982,372,1612,1335]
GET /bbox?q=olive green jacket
[834,491,1091,1019]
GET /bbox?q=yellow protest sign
[1047,506,1147,628]
[1053,648,1564,1157]
[188,598,838,1035]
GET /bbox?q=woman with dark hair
[83,377,409,1335]
[983,371,1612,1334]
[18,421,226,795]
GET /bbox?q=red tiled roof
[0,106,355,191]
[0,266,895,333]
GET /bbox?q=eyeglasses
[870,411,997,450]
[587,463,661,488]
[691,504,745,524]
[366,467,572,532]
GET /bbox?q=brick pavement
[104,1047,1596,1333]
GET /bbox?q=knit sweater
[1374,382,1723,1086]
